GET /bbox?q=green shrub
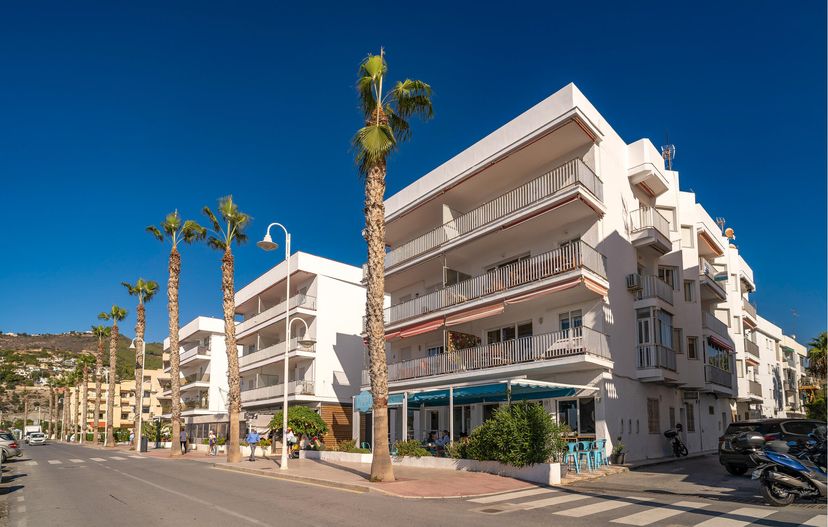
[114,428,131,443]
[464,402,562,467]
[216,437,226,446]
[269,406,328,438]
[338,439,356,452]
[394,439,430,458]
[444,441,467,459]
[259,438,272,447]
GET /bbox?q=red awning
[708,335,734,352]
[445,303,504,327]
[399,318,444,338]
[504,278,581,305]
[583,277,608,296]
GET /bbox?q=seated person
[435,430,451,447]
[425,432,437,445]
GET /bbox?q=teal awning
[354,391,405,412]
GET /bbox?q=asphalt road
[1,443,825,527]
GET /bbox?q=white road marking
[23,461,37,466]
[47,460,62,465]
[69,459,84,463]
[90,457,106,462]
[16,496,24,502]
[691,507,775,527]
[555,496,652,517]
[803,516,827,527]
[611,500,710,526]
[468,488,555,504]
[17,505,26,513]
[513,493,590,510]
[109,456,126,460]
[129,455,143,459]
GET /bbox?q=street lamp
[102,367,110,447]
[130,337,147,452]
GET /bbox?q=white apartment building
[161,316,237,441]
[780,334,807,418]
[351,83,807,462]
[234,252,365,444]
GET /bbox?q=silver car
[0,432,22,463]
[28,432,46,445]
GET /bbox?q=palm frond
[389,79,433,120]
[357,54,386,116]
[384,104,411,143]
[202,206,222,234]
[97,312,111,322]
[206,237,227,251]
[181,220,207,244]
[352,123,396,176]
[121,281,138,296]
[163,211,182,236]
[146,225,164,242]
[110,305,127,321]
[142,280,160,303]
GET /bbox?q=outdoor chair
[565,442,581,474]
[577,440,595,471]
[591,438,607,468]
[361,441,371,451]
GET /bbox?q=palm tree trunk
[72,385,79,442]
[106,322,118,447]
[169,247,183,457]
[222,248,241,463]
[81,368,89,444]
[132,303,145,450]
[94,338,104,445]
[365,163,395,482]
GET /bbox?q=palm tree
[47,382,54,439]
[353,50,432,481]
[70,370,80,442]
[122,278,159,449]
[147,211,206,457]
[203,196,250,463]
[76,353,95,444]
[808,332,827,380]
[91,324,110,445]
[99,305,127,446]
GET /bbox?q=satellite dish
[724,227,735,240]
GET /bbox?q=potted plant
[609,436,626,464]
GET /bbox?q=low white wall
[300,451,561,486]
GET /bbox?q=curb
[628,451,717,470]
[211,463,371,493]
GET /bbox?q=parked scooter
[664,425,688,457]
[733,429,827,506]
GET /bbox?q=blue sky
[1,1,825,343]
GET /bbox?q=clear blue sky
[1,2,825,343]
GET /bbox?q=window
[558,400,578,431]
[733,316,741,334]
[580,398,596,434]
[657,310,674,349]
[426,346,444,357]
[707,342,731,372]
[684,280,694,302]
[687,336,699,359]
[673,328,683,354]
[736,359,744,378]
[637,308,651,345]
[731,273,739,292]
[647,399,660,434]
[686,403,696,432]
[681,226,694,248]
[656,206,677,231]
[488,322,532,344]
[669,407,676,429]
[658,266,676,289]
[559,310,583,335]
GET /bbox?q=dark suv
[718,418,826,475]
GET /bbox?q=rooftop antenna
[715,217,726,234]
[661,132,676,170]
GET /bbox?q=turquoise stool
[578,441,595,471]
[361,441,371,450]
[591,439,607,468]
[565,442,581,474]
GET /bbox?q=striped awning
[399,318,444,338]
[708,335,734,352]
[445,303,504,326]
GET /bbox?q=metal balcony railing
[239,337,316,369]
[629,207,670,239]
[180,345,210,363]
[742,298,757,320]
[363,327,609,385]
[748,380,762,396]
[236,294,317,335]
[383,158,603,270]
[240,380,315,403]
[182,374,210,387]
[705,364,732,388]
[636,344,677,372]
[182,400,209,411]
[632,274,673,305]
[702,312,730,339]
[744,337,760,359]
[374,241,607,329]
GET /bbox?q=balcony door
[560,310,583,338]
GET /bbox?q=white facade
[358,83,805,462]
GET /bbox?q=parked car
[0,431,22,463]
[28,432,47,445]
[719,418,826,475]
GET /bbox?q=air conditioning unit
[682,391,700,400]
[626,273,642,291]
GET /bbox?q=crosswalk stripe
[24,461,38,466]
[611,500,710,526]
[555,497,652,517]
[47,460,62,465]
[802,516,826,527]
[468,488,555,504]
[128,455,143,459]
[691,507,775,527]
[90,457,106,462]
[109,456,126,460]
[69,459,84,463]
[513,493,589,510]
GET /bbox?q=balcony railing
[636,344,676,372]
[240,380,315,403]
[742,298,757,320]
[743,337,760,359]
[236,294,317,335]
[705,364,732,388]
[365,327,609,385]
[383,158,603,271]
[379,241,607,328]
[632,274,673,305]
[239,337,316,369]
[748,380,762,397]
[180,345,210,363]
[182,400,209,411]
[182,373,210,387]
[784,378,797,392]
[630,207,670,239]
[702,312,730,339]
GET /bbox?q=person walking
[179,429,187,455]
[208,430,217,456]
[246,428,260,462]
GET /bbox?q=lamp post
[102,368,110,447]
[129,337,147,452]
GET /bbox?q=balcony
[239,338,316,372]
[180,345,210,364]
[630,274,673,305]
[629,207,672,254]
[702,312,730,341]
[742,298,757,326]
[747,379,762,397]
[236,294,317,338]
[240,380,315,404]
[784,378,797,392]
[381,158,603,274]
[377,241,607,331]
[705,364,733,388]
[743,337,760,360]
[181,400,210,412]
[365,327,610,385]
[699,258,727,302]
[636,344,678,384]
[627,139,670,196]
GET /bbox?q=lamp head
[257,233,278,251]
[129,338,136,350]
[297,337,316,348]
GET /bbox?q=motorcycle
[733,430,827,507]
[664,428,688,457]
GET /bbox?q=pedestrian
[208,430,217,456]
[286,427,297,458]
[246,428,261,461]
[129,430,135,446]
[180,429,187,454]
